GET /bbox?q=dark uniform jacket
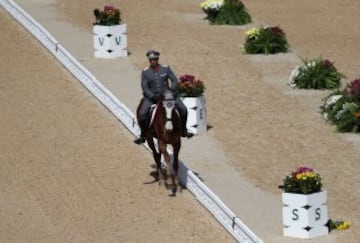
[141,64,178,100]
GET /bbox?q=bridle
[162,91,176,130]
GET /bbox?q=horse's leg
[171,138,181,195]
[147,137,162,183]
[158,140,171,188]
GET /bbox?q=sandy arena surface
[55,0,360,241]
[0,8,233,242]
[2,0,360,242]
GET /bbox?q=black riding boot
[134,119,147,145]
[181,115,194,138]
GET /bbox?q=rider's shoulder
[143,66,149,71]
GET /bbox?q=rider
[134,50,194,145]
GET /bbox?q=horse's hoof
[165,182,172,190]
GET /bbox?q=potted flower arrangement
[92,5,127,58]
[289,57,345,89]
[93,5,121,26]
[321,78,360,133]
[279,166,329,238]
[178,75,207,134]
[200,0,251,25]
[243,26,288,54]
[178,74,205,97]
[279,166,322,194]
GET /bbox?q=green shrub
[321,78,360,133]
[201,0,251,25]
[213,0,251,25]
[244,26,288,54]
[289,57,345,89]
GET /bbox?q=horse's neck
[153,100,180,123]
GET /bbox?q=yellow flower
[296,171,316,180]
[200,0,224,9]
[337,221,351,230]
[245,28,260,39]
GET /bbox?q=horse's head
[161,90,177,131]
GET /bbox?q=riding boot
[181,115,194,138]
[134,119,147,145]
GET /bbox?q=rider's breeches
[138,98,153,121]
[175,97,187,118]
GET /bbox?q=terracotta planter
[93,24,127,58]
[282,191,328,238]
[180,96,207,134]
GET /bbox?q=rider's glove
[152,94,162,103]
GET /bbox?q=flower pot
[93,24,128,58]
[282,191,328,239]
[180,96,207,134]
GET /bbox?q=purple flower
[323,59,335,70]
[267,26,285,36]
[295,166,314,174]
[345,78,360,98]
[180,74,195,82]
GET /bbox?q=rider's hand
[152,94,161,103]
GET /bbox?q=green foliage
[203,8,219,23]
[213,1,252,25]
[201,0,252,26]
[336,107,360,132]
[244,26,288,54]
[289,57,344,89]
[321,78,360,133]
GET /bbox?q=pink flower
[295,166,314,174]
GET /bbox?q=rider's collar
[150,64,160,72]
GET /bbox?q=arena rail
[0,1,263,242]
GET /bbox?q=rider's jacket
[141,64,178,101]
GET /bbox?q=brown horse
[136,91,182,195]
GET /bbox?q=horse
[136,90,182,195]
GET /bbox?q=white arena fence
[0,1,263,242]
